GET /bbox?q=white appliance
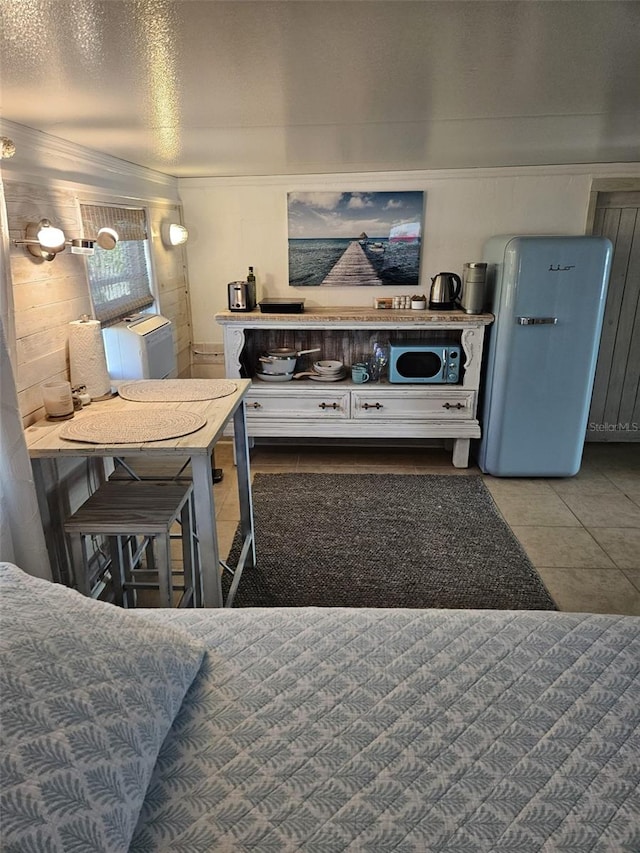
[102,314,176,380]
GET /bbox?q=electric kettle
[429,272,462,310]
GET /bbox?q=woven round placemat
[117,379,237,402]
[60,410,206,444]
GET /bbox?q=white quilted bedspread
[130,608,640,852]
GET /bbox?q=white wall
[179,163,640,344]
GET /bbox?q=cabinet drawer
[352,389,475,419]
[246,389,350,419]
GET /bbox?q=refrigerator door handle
[516,316,558,325]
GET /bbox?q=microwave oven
[388,341,461,384]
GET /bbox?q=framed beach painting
[287,191,424,287]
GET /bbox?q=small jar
[73,384,91,405]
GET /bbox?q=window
[80,204,155,324]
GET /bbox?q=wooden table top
[24,380,251,459]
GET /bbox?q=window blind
[80,205,154,323]
[80,205,147,242]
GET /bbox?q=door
[588,191,640,442]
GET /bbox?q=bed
[1,561,639,852]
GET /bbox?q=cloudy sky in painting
[287,191,424,239]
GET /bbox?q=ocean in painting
[289,238,421,286]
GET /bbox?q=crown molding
[2,119,637,197]
[178,161,640,190]
[0,120,180,204]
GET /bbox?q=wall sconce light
[95,227,119,250]
[161,222,188,247]
[19,220,66,261]
[14,220,119,262]
[1,136,16,159]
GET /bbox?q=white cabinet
[215,308,493,467]
[351,388,475,420]
[246,387,350,420]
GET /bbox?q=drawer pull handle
[517,316,557,325]
[249,401,262,409]
[443,402,465,410]
[363,402,383,410]
[319,402,340,410]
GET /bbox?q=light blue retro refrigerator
[477,235,612,477]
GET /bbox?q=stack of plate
[310,360,346,382]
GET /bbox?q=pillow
[0,562,205,853]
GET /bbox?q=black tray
[259,299,305,314]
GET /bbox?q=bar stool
[64,480,200,608]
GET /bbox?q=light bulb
[164,223,188,246]
[37,221,66,252]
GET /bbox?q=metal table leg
[191,452,221,607]
[224,402,255,607]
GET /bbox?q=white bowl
[313,359,344,373]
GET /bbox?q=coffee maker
[460,263,487,314]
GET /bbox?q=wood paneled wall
[7,181,90,425]
[589,191,640,441]
[147,201,193,378]
[5,181,193,425]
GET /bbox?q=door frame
[586,177,640,235]
[585,178,640,443]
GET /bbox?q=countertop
[215,307,494,324]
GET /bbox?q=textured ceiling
[1,0,639,177]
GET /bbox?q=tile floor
[211,440,640,616]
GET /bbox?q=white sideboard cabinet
[215,308,493,467]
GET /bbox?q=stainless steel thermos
[461,263,487,314]
[228,266,258,311]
